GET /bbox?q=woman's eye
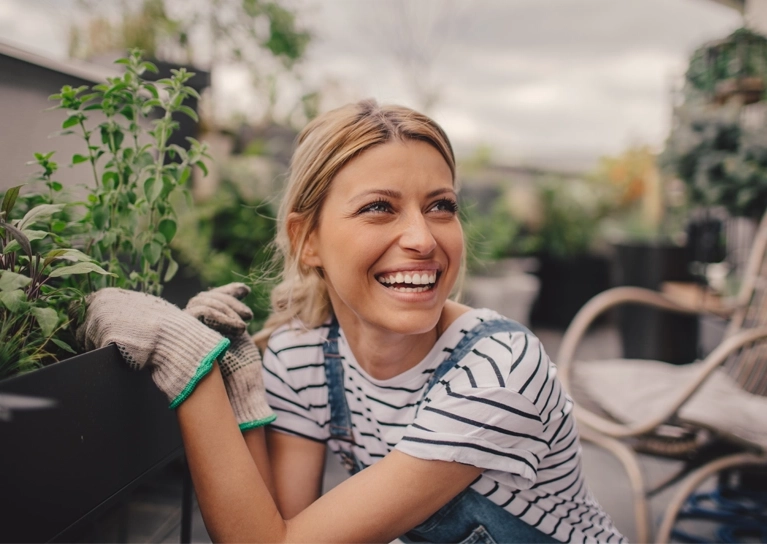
[430,198,459,214]
[359,200,392,214]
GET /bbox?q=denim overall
[323,317,558,544]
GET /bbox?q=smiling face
[299,139,464,339]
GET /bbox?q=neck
[339,320,439,381]
[331,300,470,381]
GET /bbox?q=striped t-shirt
[262,308,625,543]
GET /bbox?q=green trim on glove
[238,413,277,432]
[169,337,231,409]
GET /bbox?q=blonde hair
[254,99,457,346]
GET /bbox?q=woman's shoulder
[266,317,330,357]
[438,306,549,389]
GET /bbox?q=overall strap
[323,316,364,474]
[323,315,354,443]
[424,318,531,395]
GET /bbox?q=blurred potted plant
[0,50,211,543]
[686,27,767,106]
[492,176,612,329]
[593,146,698,364]
[661,102,767,220]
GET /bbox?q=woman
[79,100,625,543]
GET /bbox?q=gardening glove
[185,283,276,431]
[76,288,230,409]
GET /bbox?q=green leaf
[158,218,177,243]
[144,176,162,203]
[31,307,59,337]
[50,181,63,191]
[141,61,159,74]
[178,167,191,186]
[3,229,48,254]
[176,105,198,122]
[164,254,179,282]
[92,205,108,229]
[0,271,31,291]
[62,115,81,129]
[51,337,77,354]
[196,160,209,176]
[51,219,67,232]
[102,171,119,189]
[1,185,21,219]
[48,261,113,278]
[18,204,65,229]
[143,82,159,98]
[142,241,162,266]
[72,154,88,165]
[0,289,26,312]
[2,222,32,256]
[43,248,94,269]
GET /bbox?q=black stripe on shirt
[459,364,478,387]
[423,406,549,445]
[264,365,326,396]
[271,342,324,354]
[399,436,537,472]
[346,363,424,393]
[443,382,541,422]
[489,334,513,355]
[267,389,327,411]
[518,344,543,394]
[471,348,505,387]
[287,362,325,371]
[509,335,529,373]
[483,481,499,497]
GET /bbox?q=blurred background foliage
[16,1,767,322]
[172,180,277,331]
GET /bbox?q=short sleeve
[396,331,564,490]
[262,327,330,443]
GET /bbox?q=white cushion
[574,359,767,450]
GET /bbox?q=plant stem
[78,119,99,190]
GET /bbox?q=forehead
[329,140,454,198]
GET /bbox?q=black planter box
[0,345,183,543]
[613,242,698,364]
[530,253,611,329]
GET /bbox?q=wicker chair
[557,209,767,543]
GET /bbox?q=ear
[301,228,323,268]
[287,212,323,268]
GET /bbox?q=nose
[399,212,437,255]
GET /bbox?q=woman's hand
[185,283,275,430]
[76,288,229,407]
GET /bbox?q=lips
[376,270,439,292]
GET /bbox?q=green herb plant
[0,185,110,379]
[0,48,209,379]
[50,48,210,294]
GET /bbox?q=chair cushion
[573,359,767,450]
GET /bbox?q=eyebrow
[351,188,457,203]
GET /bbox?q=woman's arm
[178,363,483,543]
[265,429,326,519]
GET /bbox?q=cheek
[440,224,465,260]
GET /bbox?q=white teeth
[390,286,429,293]
[376,271,439,288]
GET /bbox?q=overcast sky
[0,0,743,170]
